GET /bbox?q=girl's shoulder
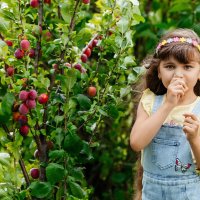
[140,89,156,116]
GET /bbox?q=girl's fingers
[170,78,188,91]
[183,122,198,129]
[183,126,194,134]
[183,113,198,121]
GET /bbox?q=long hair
[133,28,200,200]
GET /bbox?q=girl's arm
[130,77,187,152]
[183,113,200,169]
[130,100,174,152]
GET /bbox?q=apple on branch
[38,93,49,104]
[6,67,14,76]
[87,86,97,97]
[30,168,40,179]
[20,125,29,136]
[30,0,39,8]
[20,39,30,51]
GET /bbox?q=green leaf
[64,133,83,155]
[120,86,131,98]
[76,28,93,48]
[60,2,73,23]
[1,93,15,115]
[0,40,8,59]
[0,9,16,21]
[54,115,64,125]
[0,93,15,123]
[0,18,9,32]
[68,181,86,199]
[125,30,134,47]
[29,181,52,198]
[49,150,65,160]
[54,128,65,147]
[76,94,91,110]
[123,55,136,67]
[46,163,65,185]
[57,69,77,94]
[106,104,119,119]
[116,17,129,34]
[0,157,10,167]
[169,3,192,12]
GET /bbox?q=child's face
[158,56,200,95]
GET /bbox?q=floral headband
[156,37,200,54]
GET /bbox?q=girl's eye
[165,65,175,69]
[184,65,193,70]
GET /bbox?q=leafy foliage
[0,0,143,199]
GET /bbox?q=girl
[130,28,200,200]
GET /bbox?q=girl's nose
[174,72,183,78]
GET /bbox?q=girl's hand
[183,113,200,142]
[166,77,188,106]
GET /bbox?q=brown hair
[133,28,200,200]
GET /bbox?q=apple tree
[0,0,144,199]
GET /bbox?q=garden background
[0,0,200,199]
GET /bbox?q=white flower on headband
[156,37,200,54]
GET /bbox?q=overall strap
[152,95,164,114]
[191,98,200,116]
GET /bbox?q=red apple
[87,86,97,97]
[82,0,90,4]
[30,168,39,179]
[92,39,98,47]
[13,112,21,121]
[18,115,28,125]
[38,94,48,104]
[28,49,35,58]
[5,40,13,46]
[44,0,51,4]
[43,31,52,41]
[20,125,29,136]
[74,63,82,72]
[84,48,91,57]
[26,99,36,109]
[19,90,29,101]
[6,67,14,76]
[30,0,39,8]
[28,89,37,100]
[64,63,72,68]
[81,67,87,74]
[52,63,59,71]
[81,54,88,63]
[14,49,24,59]
[20,39,30,51]
[19,103,29,115]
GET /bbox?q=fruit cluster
[80,37,98,63]
[14,39,35,60]
[30,0,51,8]
[19,90,37,115]
[13,90,48,136]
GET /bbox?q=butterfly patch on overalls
[175,158,192,173]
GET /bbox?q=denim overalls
[142,95,200,200]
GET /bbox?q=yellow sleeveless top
[141,88,200,127]
[140,88,200,165]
